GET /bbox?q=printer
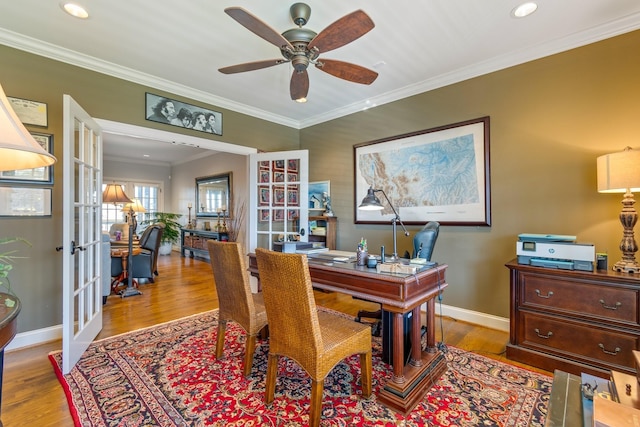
[516,233,595,271]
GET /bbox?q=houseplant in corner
[140,212,183,255]
[0,237,30,307]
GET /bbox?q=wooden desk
[0,293,20,427]
[248,253,448,414]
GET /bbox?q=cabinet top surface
[506,258,640,283]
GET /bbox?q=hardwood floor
[2,252,549,427]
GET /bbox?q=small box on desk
[273,241,313,253]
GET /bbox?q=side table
[0,293,21,427]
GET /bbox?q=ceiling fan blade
[219,59,287,74]
[315,59,378,85]
[290,70,310,101]
[309,10,374,53]
[225,7,293,50]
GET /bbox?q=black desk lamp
[103,184,140,297]
[358,187,409,263]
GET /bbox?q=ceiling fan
[219,3,378,102]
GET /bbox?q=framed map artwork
[354,116,491,226]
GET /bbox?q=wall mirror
[196,172,232,217]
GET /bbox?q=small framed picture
[273,171,285,182]
[259,170,270,183]
[259,209,270,222]
[287,210,298,221]
[259,186,270,206]
[287,173,298,182]
[273,186,285,206]
[0,132,53,184]
[0,187,52,217]
[287,159,299,172]
[287,189,299,206]
[274,209,284,222]
[273,160,285,171]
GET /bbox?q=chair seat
[316,310,371,371]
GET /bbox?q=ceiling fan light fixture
[512,2,538,18]
[295,97,307,103]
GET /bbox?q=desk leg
[409,306,423,367]
[391,312,406,383]
[425,298,437,352]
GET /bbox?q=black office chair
[356,221,440,338]
[131,223,164,283]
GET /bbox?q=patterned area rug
[50,309,551,426]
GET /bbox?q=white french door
[249,150,309,252]
[61,95,103,374]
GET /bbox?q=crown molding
[0,28,300,129]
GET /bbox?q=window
[102,180,163,234]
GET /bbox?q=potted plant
[140,212,182,255]
[0,237,30,307]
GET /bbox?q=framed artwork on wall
[0,186,52,217]
[0,132,53,184]
[145,92,222,136]
[354,116,491,226]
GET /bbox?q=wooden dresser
[506,260,640,377]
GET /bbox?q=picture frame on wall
[7,96,48,127]
[308,181,330,213]
[0,132,53,184]
[145,92,222,136]
[0,187,52,217]
[354,116,491,226]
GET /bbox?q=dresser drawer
[520,273,638,325]
[520,311,638,371]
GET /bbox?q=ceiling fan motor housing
[290,3,311,27]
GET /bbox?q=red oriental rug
[50,309,551,426]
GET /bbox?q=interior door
[249,150,308,252]
[61,95,103,374]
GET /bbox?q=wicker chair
[207,240,268,377]
[255,248,372,427]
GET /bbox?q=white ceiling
[2,0,640,165]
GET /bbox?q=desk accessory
[358,187,409,263]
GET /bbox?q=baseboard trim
[5,324,62,352]
[5,304,509,352]
[434,303,509,333]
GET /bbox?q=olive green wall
[300,30,640,318]
[0,44,298,333]
[2,28,639,336]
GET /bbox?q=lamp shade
[358,187,384,211]
[597,147,640,193]
[0,83,57,171]
[122,198,146,213]
[102,184,132,204]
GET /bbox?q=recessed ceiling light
[61,3,89,19]
[512,2,538,18]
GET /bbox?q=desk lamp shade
[0,83,57,171]
[102,184,132,205]
[358,187,384,210]
[597,147,640,274]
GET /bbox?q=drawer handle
[535,289,554,299]
[534,328,553,339]
[598,343,621,356]
[599,299,622,311]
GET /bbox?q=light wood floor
[2,252,549,427]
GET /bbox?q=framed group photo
[354,117,491,226]
[145,92,222,136]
